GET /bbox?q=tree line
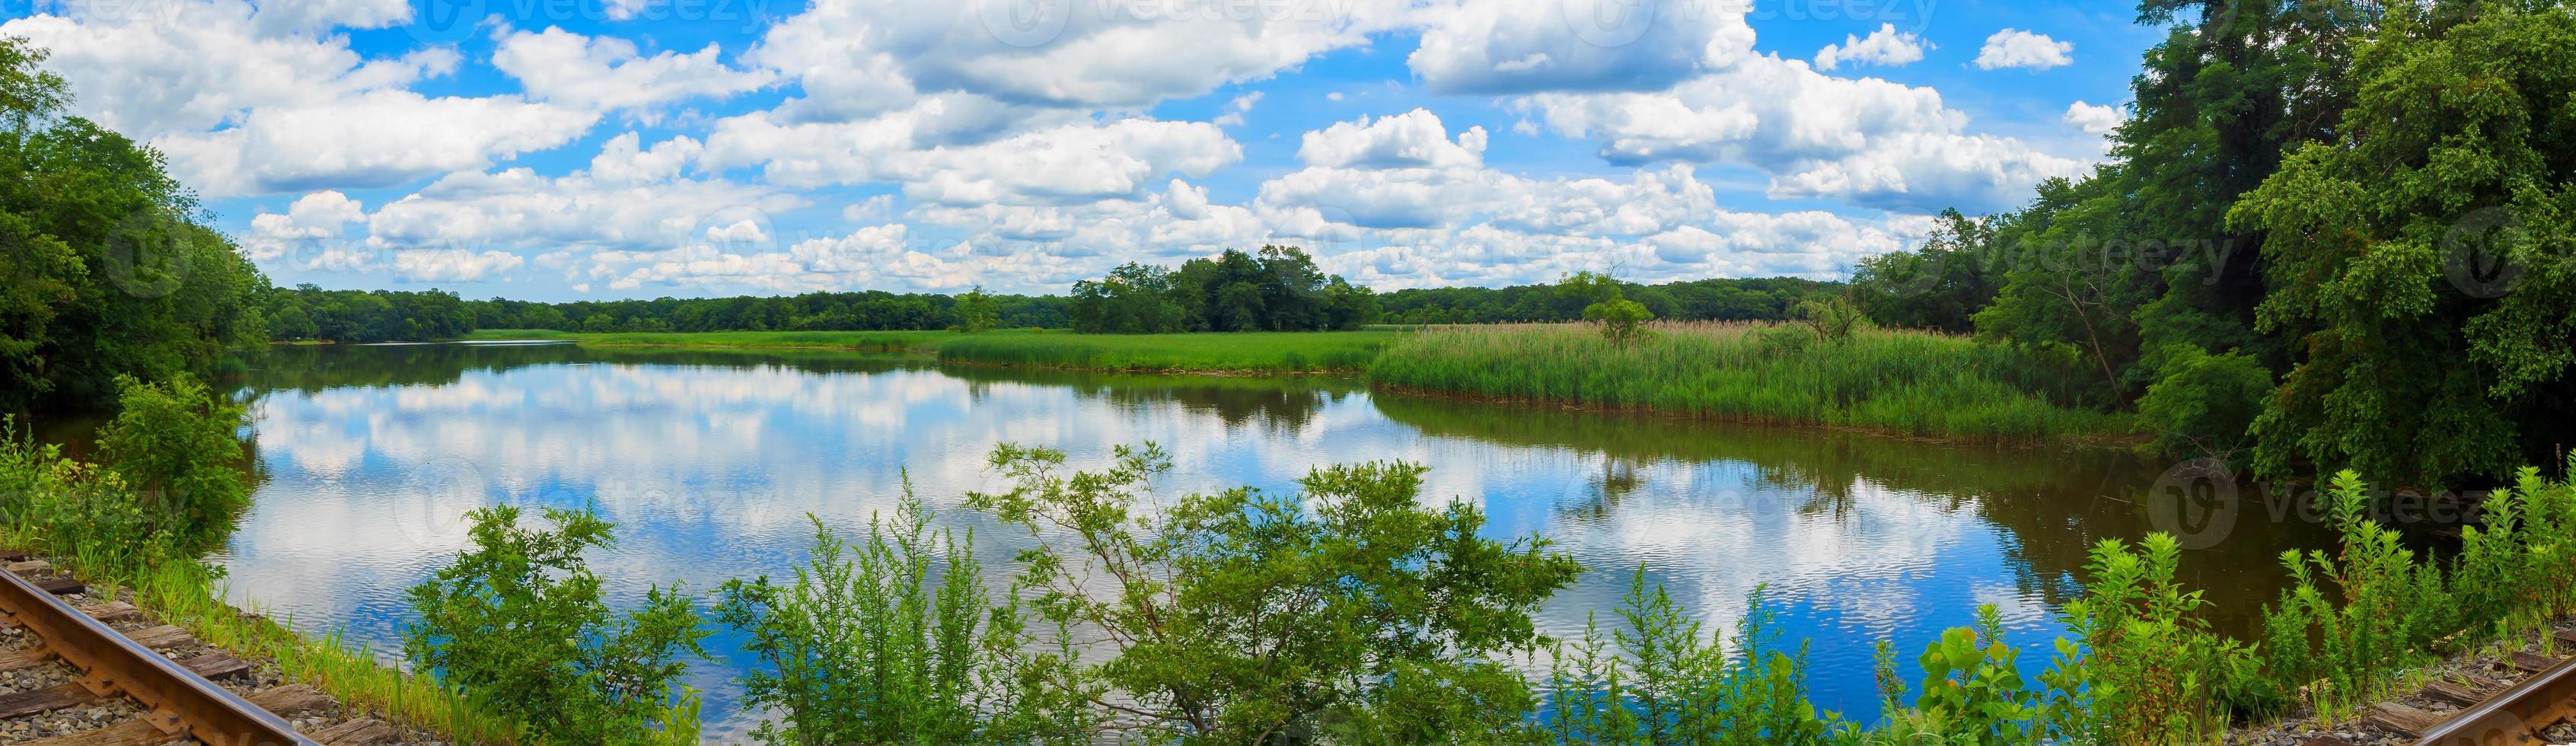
[1844,0,2574,491]
[263,285,1071,343]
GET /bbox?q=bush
[1542,572,1841,745]
[965,442,1583,743]
[95,375,252,545]
[2134,346,2272,463]
[2259,470,2453,716]
[714,480,1093,745]
[404,505,709,745]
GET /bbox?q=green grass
[461,328,966,352]
[935,330,1396,373]
[1366,323,2138,442]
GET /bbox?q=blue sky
[4,0,2161,301]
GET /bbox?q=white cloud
[1408,0,1756,94]
[745,0,1411,115]
[244,191,367,261]
[1297,109,1486,170]
[0,1,595,197]
[896,119,1242,206]
[1213,91,1264,126]
[157,91,597,196]
[493,27,773,114]
[1814,24,1927,71]
[1516,51,2089,213]
[1975,29,2073,71]
[2064,100,2122,135]
[393,249,528,282]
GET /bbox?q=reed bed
[1366,322,2134,442]
[936,330,1394,373]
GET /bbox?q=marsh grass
[936,330,1395,372]
[1367,322,2133,442]
[461,328,968,352]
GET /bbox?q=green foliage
[2259,470,2453,715]
[1558,272,1657,345]
[965,442,1583,743]
[1543,571,1842,745]
[955,285,1001,333]
[1380,276,1838,325]
[1069,246,1377,333]
[2133,346,2272,464]
[1369,324,2127,442]
[0,37,268,412]
[404,505,710,745]
[95,375,249,544]
[2229,2,2576,489]
[716,482,1092,745]
[2049,534,2266,744]
[1851,209,1999,333]
[936,330,1392,372]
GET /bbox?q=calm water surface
[211,343,2329,739]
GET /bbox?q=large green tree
[0,38,266,412]
[2230,1,2576,489]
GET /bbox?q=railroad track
[2340,627,2576,745]
[0,555,389,746]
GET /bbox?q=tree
[406,505,709,745]
[955,285,1000,333]
[1852,209,1997,333]
[2228,2,2576,488]
[1559,271,1656,343]
[1,37,267,412]
[965,443,1583,742]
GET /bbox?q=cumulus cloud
[1213,91,1264,126]
[1514,53,2085,213]
[1297,109,1487,170]
[493,27,773,114]
[1,1,594,196]
[1814,24,1927,70]
[2064,100,2122,135]
[1407,0,1756,94]
[1975,29,2073,71]
[393,249,528,282]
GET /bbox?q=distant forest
[263,263,1841,343]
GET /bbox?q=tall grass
[461,328,963,352]
[1367,323,2132,442]
[936,330,1393,372]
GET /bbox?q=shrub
[94,375,250,545]
[965,442,1583,743]
[2259,470,2452,716]
[714,480,1094,745]
[2134,346,2272,464]
[404,505,709,745]
[1542,571,1842,745]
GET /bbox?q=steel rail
[0,569,318,746]
[2416,649,2576,745]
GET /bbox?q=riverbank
[454,324,2136,442]
[0,440,519,744]
[1367,322,2138,443]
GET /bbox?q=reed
[936,330,1395,372]
[1366,322,2133,442]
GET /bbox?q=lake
[212,342,2328,740]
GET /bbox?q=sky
[2,0,2159,301]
